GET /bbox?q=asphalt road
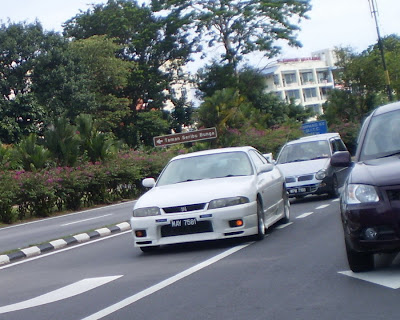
[0,201,135,254]
[2,196,400,320]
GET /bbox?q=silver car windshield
[276,140,330,164]
[156,151,254,186]
[360,110,400,160]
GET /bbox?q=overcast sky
[1,0,398,69]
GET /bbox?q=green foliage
[0,171,18,223]
[135,111,171,147]
[63,0,194,114]
[15,134,52,171]
[31,34,97,122]
[16,170,58,219]
[44,118,80,166]
[0,149,178,224]
[224,123,304,156]
[0,22,53,143]
[76,114,118,162]
[153,0,311,70]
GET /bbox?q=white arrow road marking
[82,243,251,320]
[339,270,400,289]
[0,276,122,314]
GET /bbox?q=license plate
[289,187,306,194]
[171,218,197,227]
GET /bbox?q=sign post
[153,127,217,147]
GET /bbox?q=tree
[63,0,195,146]
[63,0,194,109]
[0,22,49,143]
[196,64,313,131]
[31,34,97,123]
[68,35,133,131]
[153,0,311,74]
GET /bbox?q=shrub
[0,171,18,224]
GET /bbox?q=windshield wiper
[310,156,328,160]
[377,150,400,159]
[177,178,202,183]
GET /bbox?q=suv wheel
[345,240,374,272]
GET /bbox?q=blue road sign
[301,120,328,135]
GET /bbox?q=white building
[263,49,337,114]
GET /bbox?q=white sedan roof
[170,146,256,161]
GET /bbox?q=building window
[283,73,297,85]
[300,72,314,84]
[320,87,331,99]
[317,70,329,83]
[285,89,300,102]
[303,88,317,99]
[273,74,280,85]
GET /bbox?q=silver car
[276,133,350,199]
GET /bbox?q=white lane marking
[0,201,135,231]
[331,198,340,202]
[316,204,330,210]
[81,243,252,320]
[275,222,293,229]
[0,276,122,314]
[0,231,131,270]
[296,212,313,219]
[60,214,113,226]
[338,270,400,289]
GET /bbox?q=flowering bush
[0,171,18,223]
[0,149,178,224]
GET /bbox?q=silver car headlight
[208,196,249,209]
[133,207,161,217]
[315,169,326,180]
[346,184,379,204]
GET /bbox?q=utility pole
[369,0,393,101]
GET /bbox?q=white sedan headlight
[315,169,326,180]
[208,196,249,209]
[346,184,379,204]
[133,207,161,217]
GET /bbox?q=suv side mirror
[330,151,352,167]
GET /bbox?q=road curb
[0,221,131,266]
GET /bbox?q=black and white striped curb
[0,222,131,266]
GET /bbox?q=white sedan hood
[276,158,329,177]
[135,176,256,209]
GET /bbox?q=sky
[0,0,398,70]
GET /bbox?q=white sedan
[130,146,290,252]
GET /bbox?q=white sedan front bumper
[130,201,258,247]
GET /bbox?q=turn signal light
[229,219,243,227]
[135,230,147,237]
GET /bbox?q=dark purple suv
[331,101,400,272]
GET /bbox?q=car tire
[345,240,374,272]
[140,246,160,253]
[280,190,290,224]
[329,175,339,198]
[254,199,266,241]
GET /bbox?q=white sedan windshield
[157,152,253,186]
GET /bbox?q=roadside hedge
[0,149,180,224]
